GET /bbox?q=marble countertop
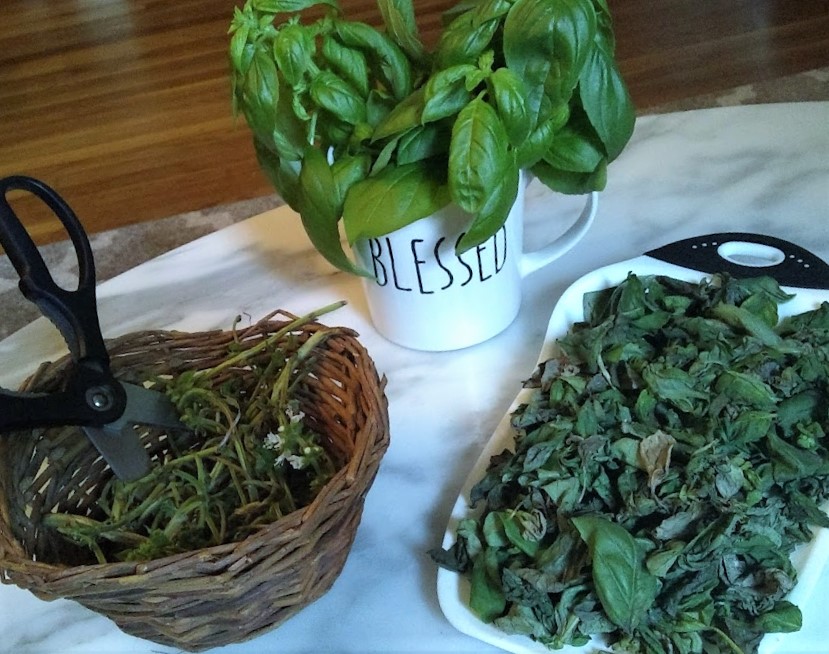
[1,101,828,653]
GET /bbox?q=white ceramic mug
[351,174,598,351]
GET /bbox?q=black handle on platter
[646,232,829,290]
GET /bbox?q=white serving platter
[437,233,829,654]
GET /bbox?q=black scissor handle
[0,175,109,362]
[0,363,127,430]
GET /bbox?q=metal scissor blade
[82,425,151,481]
[117,382,184,431]
[85,383,183,481]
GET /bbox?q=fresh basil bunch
[229,0,635,274]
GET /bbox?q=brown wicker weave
[0,312,389,651]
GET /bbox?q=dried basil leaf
[433,273,829,654]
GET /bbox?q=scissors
[0,175,183,481]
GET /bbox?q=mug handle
[519,191,598,278]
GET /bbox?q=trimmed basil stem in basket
[432,273,829,654]
[43,303,346,564]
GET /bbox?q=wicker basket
[0,312,389,651]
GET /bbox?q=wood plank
[610,0,829,106]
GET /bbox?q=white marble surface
[1,102,828,653]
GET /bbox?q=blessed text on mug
[364,226,508,295]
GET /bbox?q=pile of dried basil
[432,274,829,654]
[45,306,342,564]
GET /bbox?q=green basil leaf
[365,89,394,127]
[456,158,518,253]
[253,139,301,210]
[592,0,615,46]
[342,161,449,243]
[733,275,797,305]
[252,0,338,13]
[501,510,545,557]
[473,0,513,22]
[754,601,802,633]
[465,68,488,92]
[291,87,312,121]
[713,370,778,410]
[297,147,366,275]
[372,87,424,140]
[643,364,709,412]
[572,515,659,633]
[377,0,426,63]
[369,137,399,175]
[515,103,569,168]
[397,123,451,165]
[298,145,338,226]
[238,45,280,144]
[504,0,597,122]
[542,478,581,513]
[729,410,775,445]
[240,38,258,74]
[317,114,351,146]
[483,512,510,548]
[435,11,499,69]
[710,302,783,347]
[273,23,315,86]
[578,44,635,160]
[530,156,607,194]
[502,0,559,125]
[645,542,684,578]
[740,292,780,327]
[444,0,511,25]
[764,432,826,482]
[546,0,597,103]
[229,23,251,73]
[331,153,370,209]
[777,390,821,434]
[489,68,532,145]
[543,119,604,173]
[333,20,413,101]
[272,77,308,160]
[322,36,370,97]
[788,490,829,529]
[422,65,477,124]
[309,70,367,125]
[448,97,510,213]
[470,550,507,623]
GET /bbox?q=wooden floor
[1,0,827,245]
